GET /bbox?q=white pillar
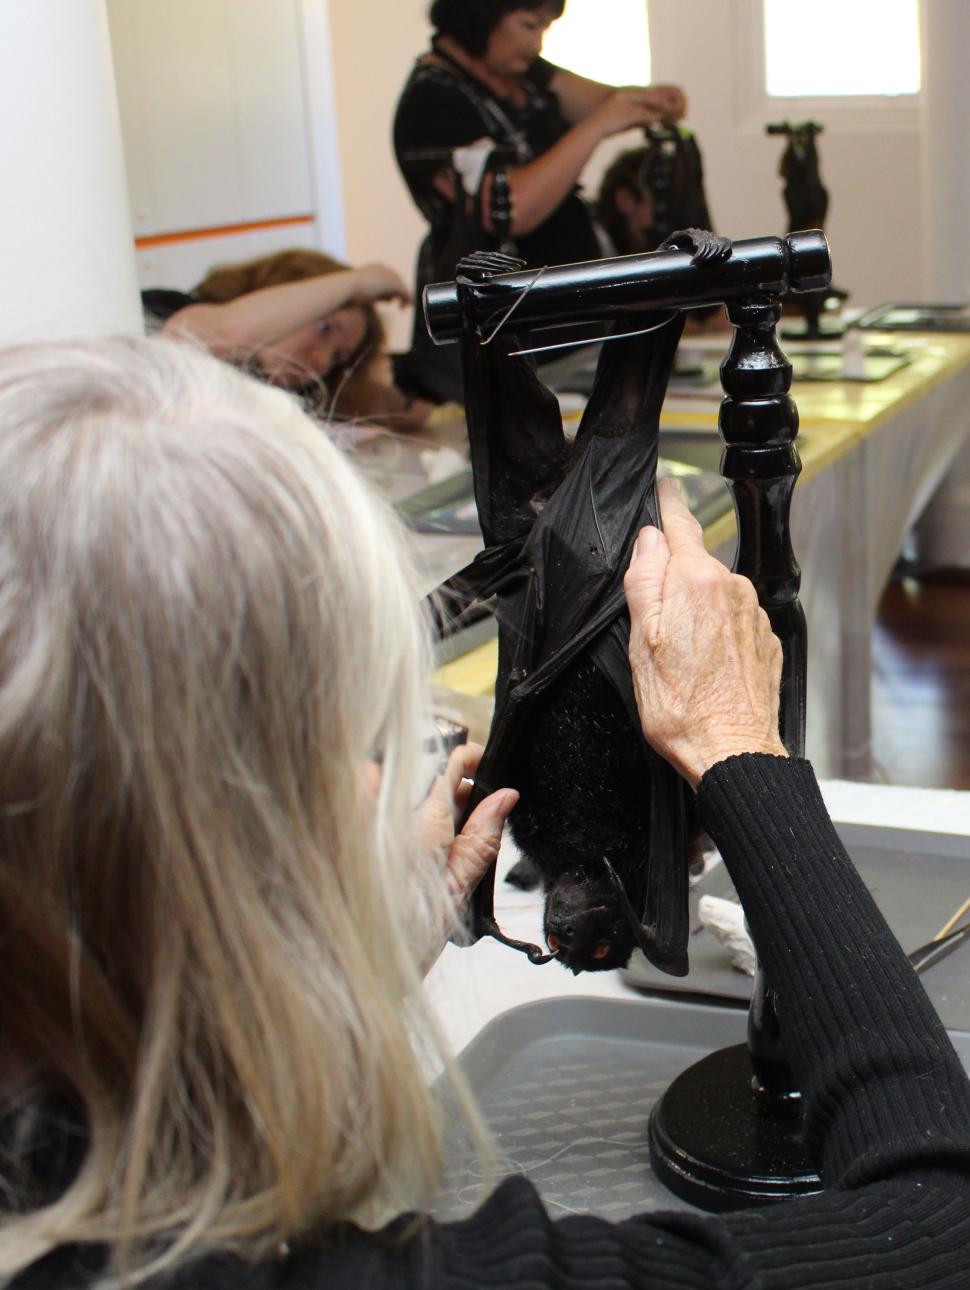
[920,0,970,301]
[0,0,142,345]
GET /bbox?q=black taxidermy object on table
[424,228,835,1209]
[767,121,846,340]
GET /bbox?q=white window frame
[732,0,920,136]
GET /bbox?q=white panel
[225,0,314,218]
[108,0,314,237]
[125,0,243,233]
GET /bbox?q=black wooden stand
[423,233,832,1211]
[647,299,822,1209]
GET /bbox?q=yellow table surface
[432,331,970,696]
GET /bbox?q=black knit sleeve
[423,755,970,1289]
[695,754,970,1188]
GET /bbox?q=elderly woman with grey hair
[0,337,967,1289]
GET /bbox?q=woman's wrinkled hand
[416,742,518,943]
[624,478,788,788]
[645,83,687,122]
[590,84,687,139]
[588,87,666,138]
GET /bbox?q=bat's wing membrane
[443,300,691,973]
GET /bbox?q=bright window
[763,0,921,97]
[541,0,651,87]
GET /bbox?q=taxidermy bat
[766,120,828,234]
[429,232,730,976]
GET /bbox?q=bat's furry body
[508,657,652,972]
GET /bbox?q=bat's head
[542,868,637,974]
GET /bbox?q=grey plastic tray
[433,995,970,1222]
[623,821,970,1030]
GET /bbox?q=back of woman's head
[0,337,455,1283]
[429,0,565,58]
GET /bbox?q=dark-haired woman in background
[392,0,686,400]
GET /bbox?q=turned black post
[646,298,822,1210]
[720,298,807,1108]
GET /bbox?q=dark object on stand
[767,121,846,340]
[424,228,833,1206]
[597,125,715,256]
[596,126,720,342]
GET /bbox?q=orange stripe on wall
[134,214,314,250]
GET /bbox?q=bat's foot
[661,228,732,265]
[478,916,555,964]
[456,250,526,281]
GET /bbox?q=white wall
[324,0,431,348]
[920,0,970,302]
[107,0,334,292]
[0,0,141,343]
[108,0,315,237]
[645,0,923,305]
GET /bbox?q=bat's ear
[602,858,689,977]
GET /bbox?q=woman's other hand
[351,263,411,306]
[417,740,518,920]
[646,83,687,123]
[624,478,787,788]
[588,85,688,141]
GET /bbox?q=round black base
[648,1043,822,1212]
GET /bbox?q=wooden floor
[871,570,970,791]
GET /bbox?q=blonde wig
[0,337,463,1284]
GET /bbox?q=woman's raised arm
[162,264,408,357]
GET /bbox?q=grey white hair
[0,336,469,1284]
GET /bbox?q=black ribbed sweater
[14,756,970,1288]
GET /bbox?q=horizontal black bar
[423,231,831,344]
